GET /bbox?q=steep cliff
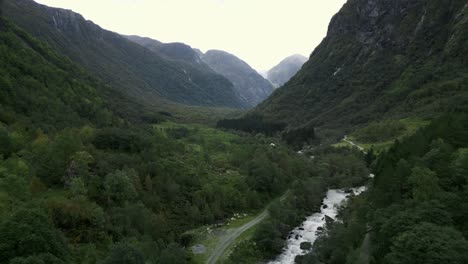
[254,0,468,131]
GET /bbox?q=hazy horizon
[34,0,347,71]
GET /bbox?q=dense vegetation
[217,114,287,137]
[296,112,468,264]
[218,115,317,149]
[227,147,370,263]
[0,18,312,263]
[352,120,406,143]
[254,0,468,135]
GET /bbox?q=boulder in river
[325,215,335,224]
[295,234,300,240]
[300,242,312,250]
[322,204,328,209]
[299,227,305,230]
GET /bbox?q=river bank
[268,186,367,263]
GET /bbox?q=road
[343,136,367,154]
[205,209,268,264]
[205,192,288,264]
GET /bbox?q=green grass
[399,118,430,135]
[333,118,430,153]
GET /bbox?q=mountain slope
[126,35,205,66]
[202,50,275,107]
[0,17,154,130]
[254,0,468,131]
[267,54,308,88]
[3,0,246,109]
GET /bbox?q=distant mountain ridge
[127,35,275,107]
[267,54,308,88]
[201,50,275,107]
[125,35,206,66]
[3,0,247,109]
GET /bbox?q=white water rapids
[268,186,367,264]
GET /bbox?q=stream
[268,186,367,264]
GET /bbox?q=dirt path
[343,136,367,153]
[205,209,268,264]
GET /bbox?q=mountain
[201,50,275,107]
[127,35,275,107]
[267,54,308,88]
[125,35,205,66]
[0,17,155,130]
[3,0,246,109]
[252,0,468,132]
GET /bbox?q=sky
[34,0,347,71]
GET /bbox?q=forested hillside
[297,112,468,264]
[253,0,468,133]
[0,17,313,263]
[3,0,246,109]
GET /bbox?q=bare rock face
[300,242,312,250]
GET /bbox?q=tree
[385,223,468,264]
[104,170,137,205]
[158,243,188,264]
[64,151,94,186]
[253,220,284,257]
[0,127,12,158]
[29,176,47,196]
[247,152,281,195]
[69,177,88,199]
[10,253,66,264]
[451,148,468,185]
[103,244,144,264]
[0,209,69,263]
[408,167,441,202]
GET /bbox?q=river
[268,186,367,264]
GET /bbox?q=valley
[1,0,468,263]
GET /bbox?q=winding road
[205,209,269,264]
[205,192,289,264]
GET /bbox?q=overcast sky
[35,0,346,71]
